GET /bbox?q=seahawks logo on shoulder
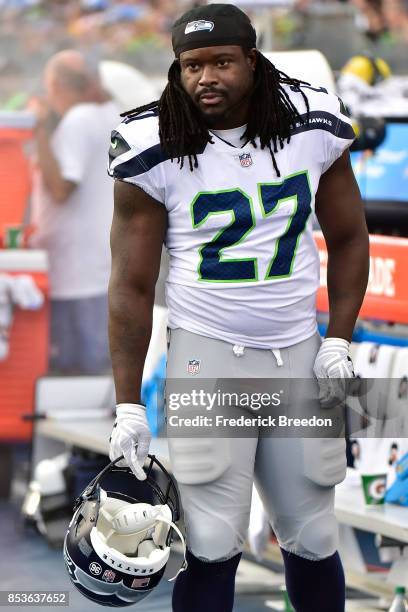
[185,20,214,34]
[109,130,131,164]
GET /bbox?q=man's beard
[197,86,254,128]
[200,109,226,127]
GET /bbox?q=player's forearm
[325,235,369,342]
[108,283,154,404]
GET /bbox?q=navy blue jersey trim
[111,143,169,179]
[291,111,355,139]
[111,141,207,178]
[122,107,159,124]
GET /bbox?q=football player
[108,4,369,611]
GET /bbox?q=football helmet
[341,54,391,86]
[63,454,186,607]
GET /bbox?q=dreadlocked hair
[121,50,311,177]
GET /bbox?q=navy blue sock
[172,549,242,612]
[281,548,345,612]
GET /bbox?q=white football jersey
[108,84,355,348]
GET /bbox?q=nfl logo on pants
[187,359,201,375]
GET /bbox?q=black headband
[172,3,257,58]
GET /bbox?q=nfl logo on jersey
[239,152,252,167]
[187,359,201,375]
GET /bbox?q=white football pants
[166,328,347,562]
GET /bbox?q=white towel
[0,273,44,361]
[0,274,14,360]
[10,274,44,310]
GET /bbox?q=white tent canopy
[99,60,160,113]
[264,50,336,92]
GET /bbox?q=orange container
[0,112,35,232]
[0,129,32,228]
[0,250,49,442]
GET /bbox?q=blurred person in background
[337,53,392,114]
[295,0,408,41]
[352,0,408,41]
[28,50,120,374]
[351,0,388,40]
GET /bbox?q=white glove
[109,403,152,481]
[313,337,355,408]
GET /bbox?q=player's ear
[246,48,257,72]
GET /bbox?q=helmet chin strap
[154,515,188,581]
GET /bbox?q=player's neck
[208,118,246,130]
